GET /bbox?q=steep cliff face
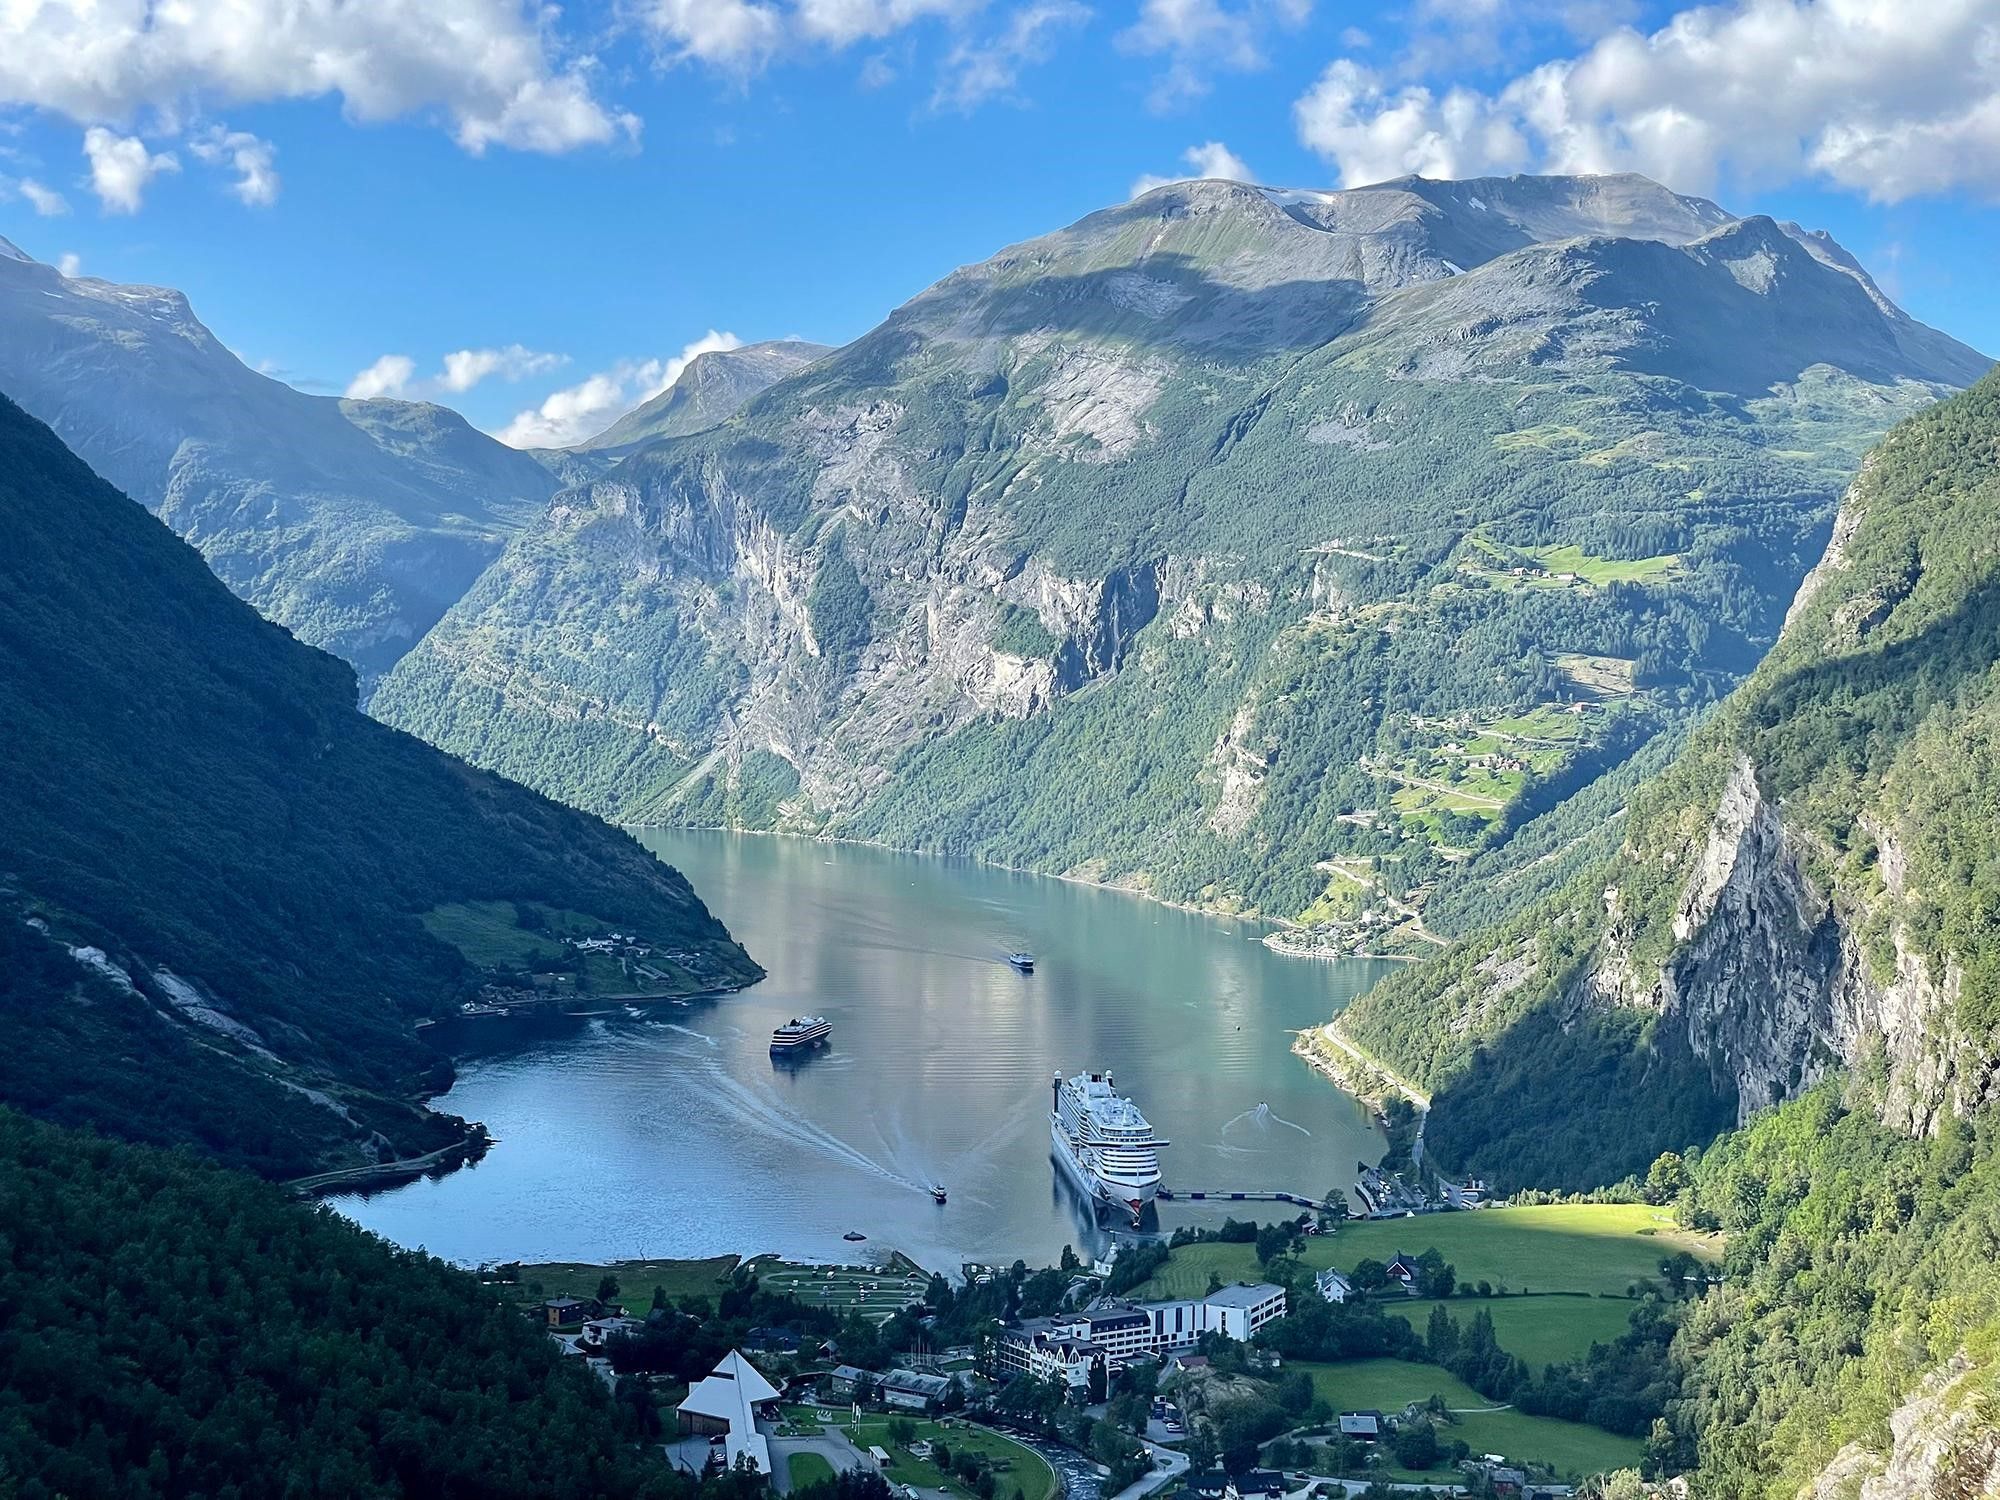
[1810,1356,2000,1500]
[1586,754,1993,1135]
[1341,370,2000,1189]
[375,175,1982,926]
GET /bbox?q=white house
[1315,1269,1354,1304]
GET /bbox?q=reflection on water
[333,831,1394,1270]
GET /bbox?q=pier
[1155,1187,1344,1213]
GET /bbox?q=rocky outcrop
[1586,753,1997,1133]
[1810,1356,2000,1500]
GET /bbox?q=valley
[0,143,1996,1500]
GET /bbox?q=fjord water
[334,832,1394,1270]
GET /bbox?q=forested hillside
[0,1107,698,1499]
[1334,369,2000,1191]
[1654,1081,2000,1499]
[375,174,1984,944]
[0,394,758,1177]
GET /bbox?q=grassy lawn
[421,901,702,994]
[1525,544,1681,587]
[1133,1205,1718,1302]
[423,901,567,968]
[1381,1296,1637,1371]
[1296,1360,1644,1480]
[503,1254,739,1311]
[788,1454,836,1489]
[835,1417,1057,1500]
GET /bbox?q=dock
[1155,1187,1344,1213]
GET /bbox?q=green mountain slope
[0,394,759,1177]
[0,240,558,688]
[373,175,1986,937]
[1333,369,2000,1192]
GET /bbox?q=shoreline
[1291,1020,1431,1111]
[624,821,1300,940]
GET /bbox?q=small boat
[1004,951,1036,973]
[843,1230,867,1242]
[771,1015,832,1052]
[930,1184,948,1205]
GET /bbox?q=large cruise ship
[1051,1070,1167,1224]
[770,1016,831,1053]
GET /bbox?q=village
[504,1219,1657,1500]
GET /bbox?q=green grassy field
[1134,1204,1718,1302]
[1296,1360,1644,1479]
[503,1254,739,1311]
[1525,544,1682,587]
[835,1417,1058,1500]
[1380,1296,1637,1370]
[788,1454,836,1489]
[423,901,568,968]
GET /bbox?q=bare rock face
[1587,754,1996,1132]
[1809,1356,2000,1500]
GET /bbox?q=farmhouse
[1314,1268,1354,1304]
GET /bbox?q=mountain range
[364,173,1987,939]
[0,238,561,689]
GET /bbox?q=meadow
[1136,1203,1717,1303]
[1295,1359,1646,1479]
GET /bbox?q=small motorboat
[930,1184,948,1205]
[843,1230,867,1242]
[1004,951,1036,973]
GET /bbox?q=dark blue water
[333,832,1392,1270]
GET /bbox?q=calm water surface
[333,832,1394,1271]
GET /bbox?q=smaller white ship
[770,1015,831,1053]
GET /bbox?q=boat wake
[694,1060,929,1194]
[1221,1102,1313,1140]
[659,1023,718,1048]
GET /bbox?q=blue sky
[0,0,1995,444]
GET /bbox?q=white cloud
[1294,0,2000,202]
[0,1,636,159]
[1118,0,1312,110]
[1131,140,1256,196]
[18,178,68,215]
[797,0,970,46]
[56,252,81,278]
[83,128,180,214]
[190,127,280,206]
[641,0,975,71]
[1293,61,1529,187]
[346,354,417,400]
[640,0,787,69]
[932,2,1092,112]
[439,345,568,392]
[497,331,743,448]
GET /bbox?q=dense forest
[0,1108,705,1499]
[0,394,758,1173]
[1657,1080,2000,1498]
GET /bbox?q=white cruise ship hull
[1051,1117,1160,1220]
